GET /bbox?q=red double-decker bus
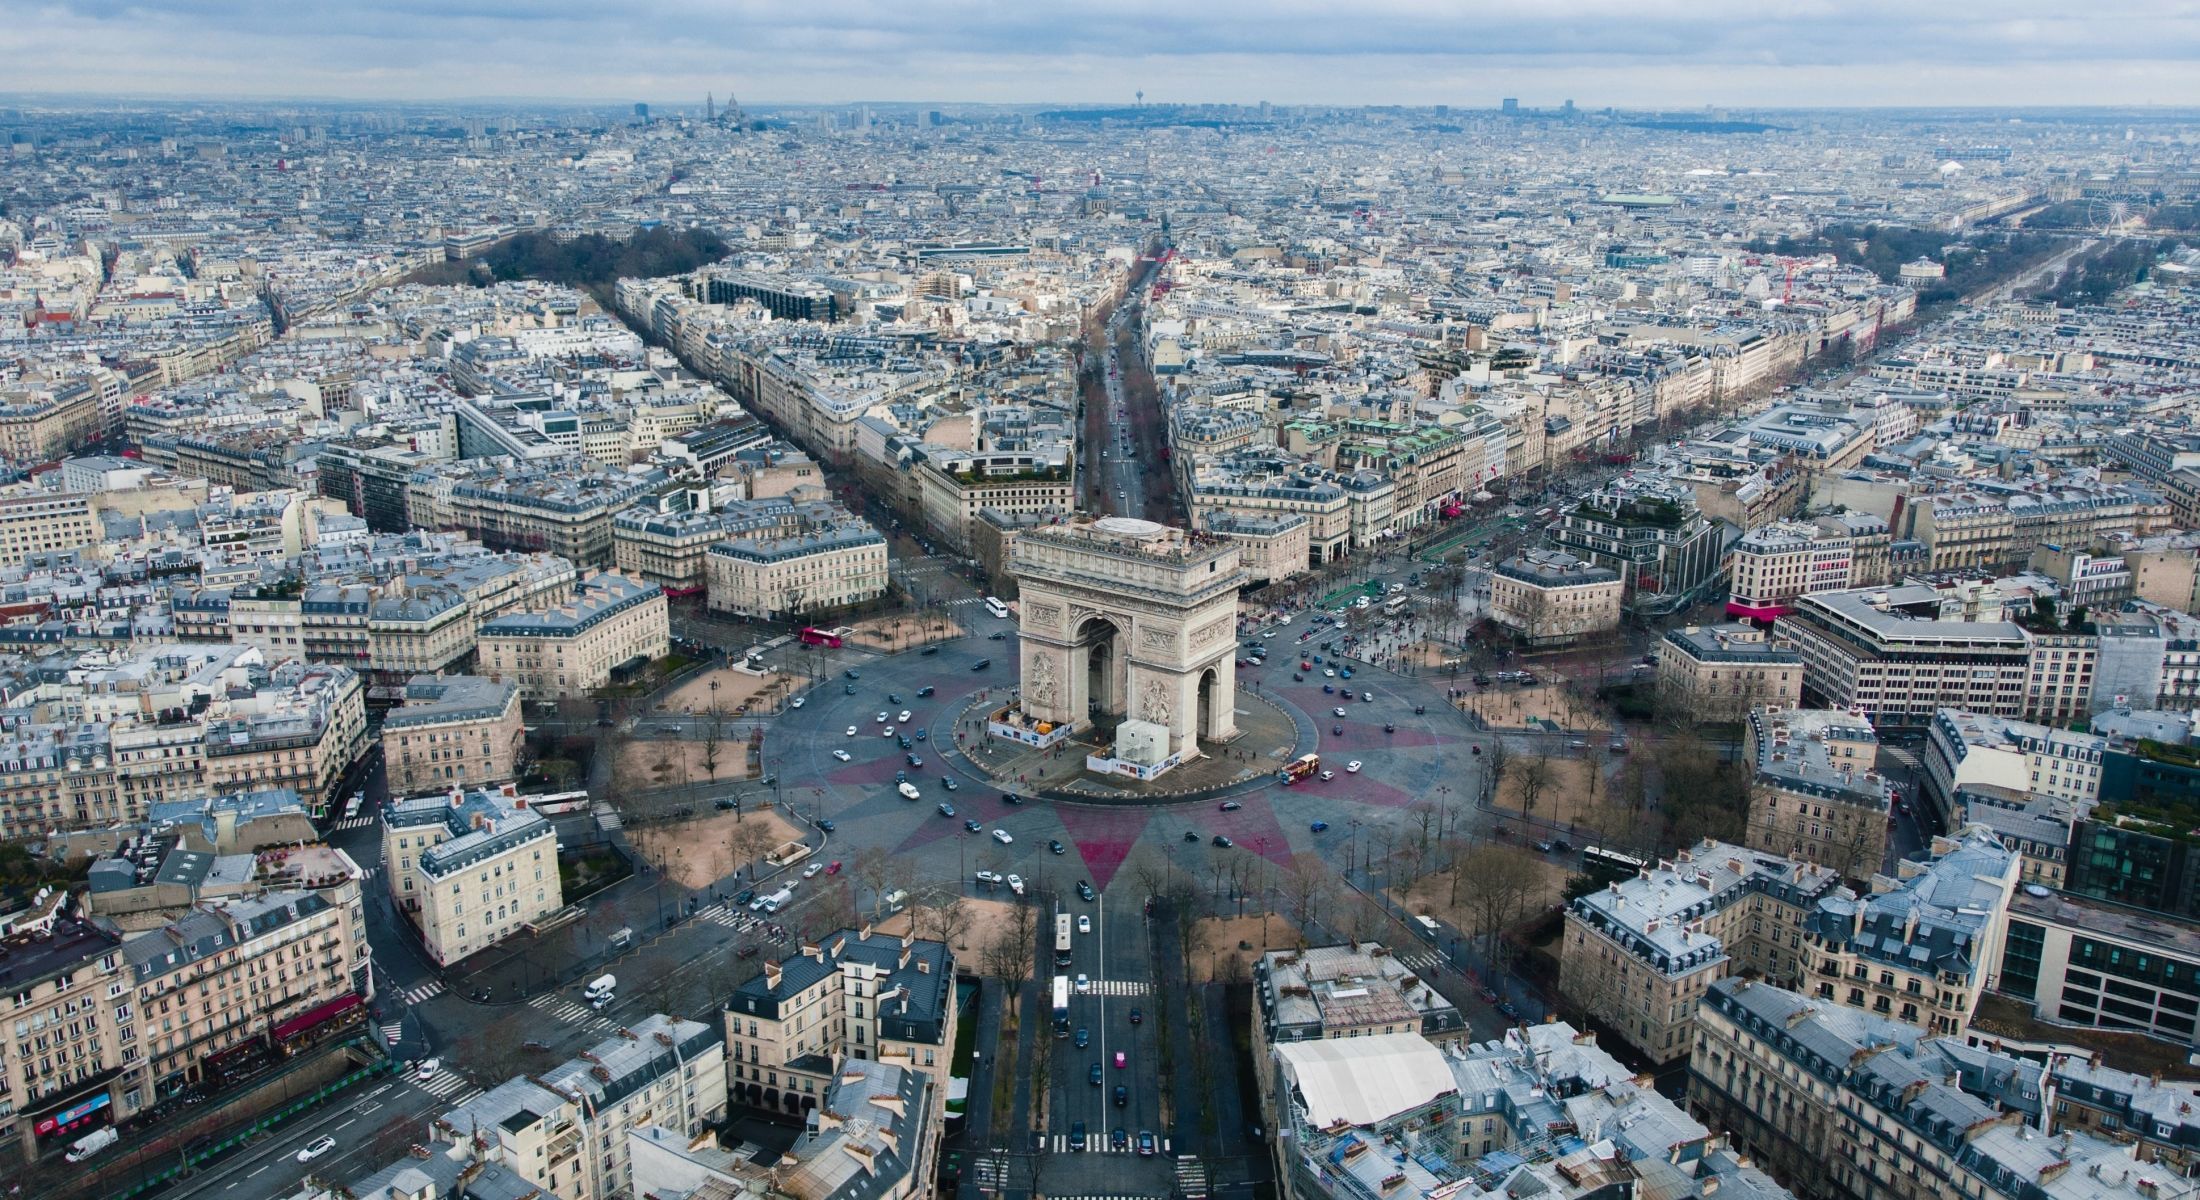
[800,627,843,648]
[1278,753,1320,785]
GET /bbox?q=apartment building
[1783,586,2033,728]
[704,524,888,620]
[1798,829,2019,1036]
[1252,943,1468,1044]
[1189,452,1354,567]
[1657,623,1804,721]
[478,572,668,701]
[0,904,138,1162]
[226,584,373,666]
[626,1058,936,1200]
[381,675,525,795]
[198,664,369,820]
[1551,479,1727,614]
[1559,839,1843,1065]
[1743,706,1892,881]
[1198,510,1312,586]
[408,457,665,569]
[723,930,956,1117]
[1486,550,1624,647]
[1920,708,2105,832]
[124,888,365,1104]
[381,783,562,966]
[0,490,97,568]
[367,553,579,679]
[0,384,103,466]
[912,460,1075,556]
[435,1013,725,1200]
[1726,520,1854,619]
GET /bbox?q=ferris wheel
[2087,197,2135,236]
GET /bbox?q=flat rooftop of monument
[1017,515,1237,563]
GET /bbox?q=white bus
[983,596,1011,619]
[1051,975,1071,1036]
[1054,913,1074,967]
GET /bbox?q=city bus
[1051,975,1071,1037]
[1054,913,1074,967]
[983,596,1011,620]
[1580,845,1650,886]
[1278,753,1321,786]
[799,626,843,648]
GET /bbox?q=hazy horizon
[3,1,2197,110]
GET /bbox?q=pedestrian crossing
[381,1022,403,1045]
[332,816,377,831]
[1046,1134,1172,1154]
[400,980,445,1004]
[527,991,615,1031]
[1083,979,1149,997]
[416,1072,478,1103]
[697,905,761,930]
[1883,747,1922,770]
[1176,1155,1210,1199]
[1396,951,1443,973]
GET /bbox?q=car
[1362,691,1374,702]
[898,710,912,723]
[1003,792,1024,805]
[298,1135,338,1162]
[1518,673,1538,685]
[1112,1127,1129,1151]
[846,726,858,737]
[1184,829,1200,842]
[1077,914,1092,934]
[1319,769,1336,780]
[882,727,895,738]
[1220,800,1242,811]
[832,749,851,761]
[1071,1119,1087,1149]
[988,632,1007,640]
[1332,725,1342,735]
[1292,672,1305,681]
[964,819,982,833]
[1212,835,1234,848]
[1535,840,1554,853]
[1114,1084,1129,1107]
[1049,838,1066,854]
[414,1058,441,1079]
[1334,707,1348,717]
[802,862,824,879]
[971,658,991,670]
[887,693,901,704]
[845,669,860,679]
[1324,668,1336,678]
[1075,1027,1090,1048]
[816,819,836,832]
[876,712,889,723]
[897,736,911,749]
[1499,1001,1521,1019]
[1089,1062,1103,1085]
[1114,1051,1127,1069]
[895,770,907,783]
[1077,881,1095,901]
[915,728,928,741]
[992,828,1013,843]
[937,802,956,817]
[788,697,805,709]
[1472,674,1491,685]
[1138,1129,1157,1157]
[844,684,856,694]
[906,753,924,767]
[734,889,755,904]
[1384,723,1396,733]
[1341,668,1354,679]
[975,869,1002,886]
[917,686,935,697]
[1478,988,1499,1004]
[920,645,939,656]
[942,777,958,791]
[1323,683,1335,694]
[716,798,736,810]
[1310,820,1330,832]
[1301,660,1312,670]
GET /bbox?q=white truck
[585,974,616,1009]
[65,1127,118,1163]
[896,781,921,800]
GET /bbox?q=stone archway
[1011,517,1244,757]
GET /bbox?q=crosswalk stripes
[1176,1155,1211,1200]
[526,993,557,1010]
[1044,1134,1172,1154]
[401,980,445,1004]
[332,816,376,831]
[416,1073,473,1100]
[381,1022,403,1045]
[1396,951,1442,973]
[699,905,744,928]
[1086,979,1149,997]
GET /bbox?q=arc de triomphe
[1009,517,1243,757]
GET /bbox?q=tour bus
[1581,845,1650,886]
[1052,975,1071,1037]
[983,596,1011,620]
[1055,913,1074,967]
[1278,753,1321,785]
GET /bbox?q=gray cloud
[3,0,2198,104]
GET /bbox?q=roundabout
[768,618,1487,895]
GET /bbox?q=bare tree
[920,897,973,950]
[1516,752,1554,823]
[1482,737,1512,804]
[728,819,776,880]
[700,702,725,784]
[1581,740,1611,807]
[1455,843,1546,986]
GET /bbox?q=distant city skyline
[3,0,2198,109]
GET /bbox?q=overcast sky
[4,0,2198,108]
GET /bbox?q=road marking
[334,1118,357,1131]
[245,1165,267,1178]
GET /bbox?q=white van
[585,974,616,1002]
[760,887,794,914]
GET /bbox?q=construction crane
[1774,255,1814,304]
